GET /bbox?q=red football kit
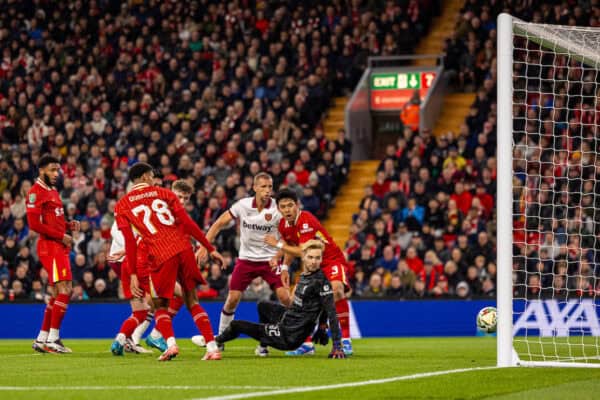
[115,183,214,299]
[26,178,71,284]
[278,210,349,287]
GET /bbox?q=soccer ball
[476,306,497,333]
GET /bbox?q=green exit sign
[371,73,421,90]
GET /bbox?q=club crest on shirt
[29,193,36,204]
[265,213,272,221]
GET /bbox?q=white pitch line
[190,366,499,400]
[0,385,285,391]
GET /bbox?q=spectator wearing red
[450,181,473,216]
[372,171,391,200]
[405,246,424,275]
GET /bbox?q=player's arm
[169,196,225,266]
[26,200,70,245]
[205,209,234,243]
[264,235,302,257]
[318,279,345,358]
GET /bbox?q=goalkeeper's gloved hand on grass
[313,324,329,346]
[328,341,346,359]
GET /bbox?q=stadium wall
[1,300,597,338]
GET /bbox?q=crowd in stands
[0,0,434,301]
[346,0,600,299]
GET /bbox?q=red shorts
[230,259,283,292]
[39,250,72,285]
[321,262,350,290]
[178,254,208,292]
[149,247,197,299]
[119,258,151,300]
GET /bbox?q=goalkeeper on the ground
[215,240,345,358]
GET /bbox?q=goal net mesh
[511,19,600,364]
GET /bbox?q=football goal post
[497,13,600,368]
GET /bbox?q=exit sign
[369,71,437,110]
[371,73,421,89]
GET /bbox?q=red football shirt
[278,210,346,268]
[115,183,194,268]
[26,179,67,256]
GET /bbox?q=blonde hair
[253,172,272,185]
[301,239,325,253]
[172,179,193,194]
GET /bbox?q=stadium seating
[348,0,600,299]
[0,0,434,301]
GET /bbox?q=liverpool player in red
[264,189,354,356]
[115,163,224,361]
[28,155,80,353]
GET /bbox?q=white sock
[304,341,314,347]
[47,328,59,342]
[132,320,150,345]
[166,337,177,348]
[219,311,235,334]
[37,330,48,343]
[206,341,218,353]
[150,328,162,339]
[116,333,126,345]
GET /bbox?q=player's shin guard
[154,309,176,345]
[119,310,148,338]
[190,304,215,342]
[37,298,55,342]
[219,308,235,334]
[335,298,351,339]
[48,293,70,341]
[168,296,185,318]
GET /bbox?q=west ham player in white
[201,173,291,353]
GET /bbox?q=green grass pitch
[1,338,599,400]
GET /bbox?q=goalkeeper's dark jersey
[280,269,342,344]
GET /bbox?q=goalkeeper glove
[328,341,346,359]
[313,324,329,346]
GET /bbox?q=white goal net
[497,14,600,368]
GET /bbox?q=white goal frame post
[497,13,600,368]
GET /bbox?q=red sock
[41,298,55,332]
[50,294,70,330]
[335,298,351,339]
[190,304,214,342]
[154,309,175,342]
[119,310,148,337]
[305,336,313,343]
[168,296,185,318]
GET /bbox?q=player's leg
[45,252,73,353]
[145,283,183,351]
[255,301,287,356]
[149,255,180,361]
[331,279,353,355]
[179,248,221,360]
[260,263,291,307]
[45,279,72,353]
[219,260,253,335]
[33,285,55,353]
[111,298,148,356]
[216,321,290,351]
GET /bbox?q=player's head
[38,154,60,186]
[301,239,324,273]
[128,162,154,185]
[275,189,299,222]
[253,172,273,200]
[172,179,193,205]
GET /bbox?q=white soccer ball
[476,306,497,333]
[191,335,206,347]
